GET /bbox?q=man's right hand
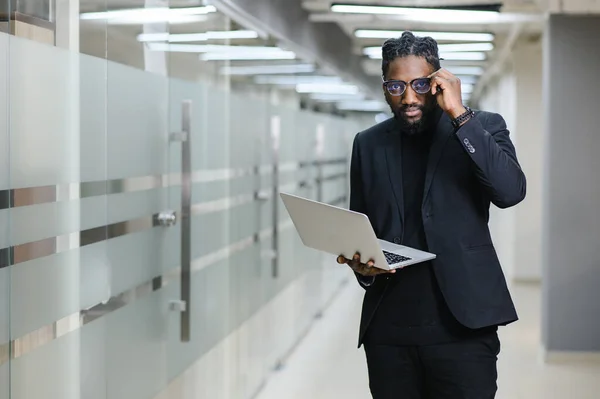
[336,252,397,277]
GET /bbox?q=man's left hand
[428,68,467,119]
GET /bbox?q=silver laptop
[280,192,436,270]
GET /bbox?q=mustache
[399,104,424,113]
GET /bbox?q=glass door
[0,4,9,398]
[3,0,179,398]
[102,1,175,398]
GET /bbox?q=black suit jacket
[350,110,526,347]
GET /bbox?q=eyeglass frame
[381,77,432,97]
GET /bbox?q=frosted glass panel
[0,33,8,191]
[107,62,169,180]
[9,35,82,188]
[4,22,367,399]
[80,52,108,183]
[1,30,12,399]
[11,331,83,399]
[105,46,171,399]
[0,269,8,399]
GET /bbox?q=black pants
[363,332,500,399]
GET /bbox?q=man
[337,32,526,398]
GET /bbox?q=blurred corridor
[256,280,600,399]
[1,0,600,398]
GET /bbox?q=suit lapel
[384,120,404,225]
[423,113,454,201]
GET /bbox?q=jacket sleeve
[455,112,527,209]
[349,133,375,289]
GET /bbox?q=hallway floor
[255,278,600,399]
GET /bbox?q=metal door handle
[169,100,192,343]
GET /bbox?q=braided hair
[381,31,441,78]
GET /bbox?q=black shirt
[364,112,492,346]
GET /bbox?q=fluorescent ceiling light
[332,4,497,20]
[201,51,296,61]
[254,76,343,85]
[441,52,486,61]
[363,43,493,57]
[138,32,170,42]
[81,6,216,24]
[364,49,486,61]
[336,100,387,112]
[220,64,315,75]
[147,43,288,54]
[445,66,484,75]
[439,43,494,52]
[309,93,365,102]
[296,83,360,95]
[137,30,259,43]
[355,30,494,42]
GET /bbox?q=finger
[431,76,448,95]
[366,259,374,268]
[337,255,347,264]
[427,69,441,79]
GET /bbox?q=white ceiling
[299,0,549,105]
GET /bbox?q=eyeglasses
[383,78,431,96]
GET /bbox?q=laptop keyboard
[383,251,412,265]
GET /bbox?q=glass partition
[1,2,369,398]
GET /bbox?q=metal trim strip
[0,161,308,210]
[0,166,284,210]
[318,172,348,183]
[0,182,306,268]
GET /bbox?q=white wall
[479,63,518,279]
[477,38,543,283]
[511,39,543,282]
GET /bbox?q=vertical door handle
[171,100,192,342]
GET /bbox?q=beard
[390,99,438,136]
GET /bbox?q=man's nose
[402,86,418,105]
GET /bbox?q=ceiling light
[137,30,259,43]
[445,66,484,75]
[80,6,216,24]
[254,76,343,85]
[296,83,360,95]
[220,64,316,75]
[332,4,497,20]
[440,52,486,61]
[355,30,494,42]
[364,49,486,61]
[439,43,494,52]
[363,43,493,57]
[200,51,296,61]
[309,93,366,102]
[336,100,387,112]
[147,43,288,54]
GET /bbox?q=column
[542,14,600,355]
